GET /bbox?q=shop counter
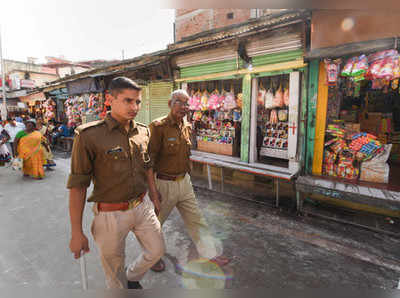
[296,175,400,212]
[190,150,298,207]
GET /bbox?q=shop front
[172,17,309,204]
[64,77,105,127]
[297,11,400,217]
[20,92,47,119]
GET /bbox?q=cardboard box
[344,123,360,133]
[197,140,233,156]
[360,112,382,136]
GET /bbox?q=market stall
[188,79,242,157]
[298,46,400,215]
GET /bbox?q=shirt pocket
[103,151,130,174]
[164,136,180,155]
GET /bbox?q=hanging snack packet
[351,54,368,77]
[272,85,284,108]
[200,90,209,111]
[257,83,266,106]
[341,57,357,77]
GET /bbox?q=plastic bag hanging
[223,82,237,110]
[257,81,266,107]
[264,79,275,109]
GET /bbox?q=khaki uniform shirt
[149,113,192,176]
[67,113,152,203]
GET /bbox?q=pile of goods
[257,75,290,156]
[326,50,400,89]
[263,122,288,150]
[43,99,56,121]
[323,124,385,181]
[65,93,103,127]
[188,88,241,112]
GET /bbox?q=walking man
[148,89,229,272]
[67,77,164,289]
[4,117,25,156]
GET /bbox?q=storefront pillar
[305,60,320,174]
[311,61,328,175]
[240,73,251,162]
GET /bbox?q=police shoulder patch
[75,120,105,134]
[151,115,168,127]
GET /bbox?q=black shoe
[127,280,143,289]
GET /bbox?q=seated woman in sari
[36,119,56,169]
[14,119,45,179]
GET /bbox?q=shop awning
[296,175,400,211]
[306,37,397,59]
[66,77,103,96]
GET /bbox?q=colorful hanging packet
[257,82,266,106]
[341,57,357,76]
[200,90,209,111]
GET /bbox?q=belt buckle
[128,196,142,210]
[176,174,185,182]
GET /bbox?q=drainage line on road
[193,184,400,239]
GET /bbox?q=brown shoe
[150,259,166,272]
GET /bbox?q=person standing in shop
[67,77,164,289]
[147,89,230,273]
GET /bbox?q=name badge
[106,146,123,154]
[167,137,176,141]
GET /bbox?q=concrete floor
[0,154,399,289]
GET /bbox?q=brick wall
[213,9,251,29]
[175,9,253,42]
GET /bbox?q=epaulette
[136,121,150,136]
[75,120,105,135]
[151,115,168,127]
[136,121,148,128]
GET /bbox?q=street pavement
[0,153,399,289]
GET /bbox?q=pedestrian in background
[148,89,230,273]
[4,117,25,157]
[67,77,164,289]
[14,119,45,180]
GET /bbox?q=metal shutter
[149,82,173,121]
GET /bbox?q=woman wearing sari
[36,119,56,169]
[14,119,45,179]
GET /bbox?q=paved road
[0,155,399,289]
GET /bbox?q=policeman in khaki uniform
[148,89,229,272]
[67,77,164,289]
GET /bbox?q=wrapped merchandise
[278,109,288,122]
[208,89,220,110]
[270,109,278,124]
[360,144,392,183]
[189,90,201,111]
[223,89,237,110]
[325,58,342,86]
[351,55,368,77]
[257,84,266,106]
[368,49,398,62]
[200,90,209,111]
[283,87,290,106]
[341,57,357,76]
[336,155,359,180]
[264,88,274,109]
[272,85,284,108]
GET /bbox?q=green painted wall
[305,59,320,174]
[251,50,303,67]
[240,74,251,163]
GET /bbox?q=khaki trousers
[91,193,165,289]
[156,173,221,260]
